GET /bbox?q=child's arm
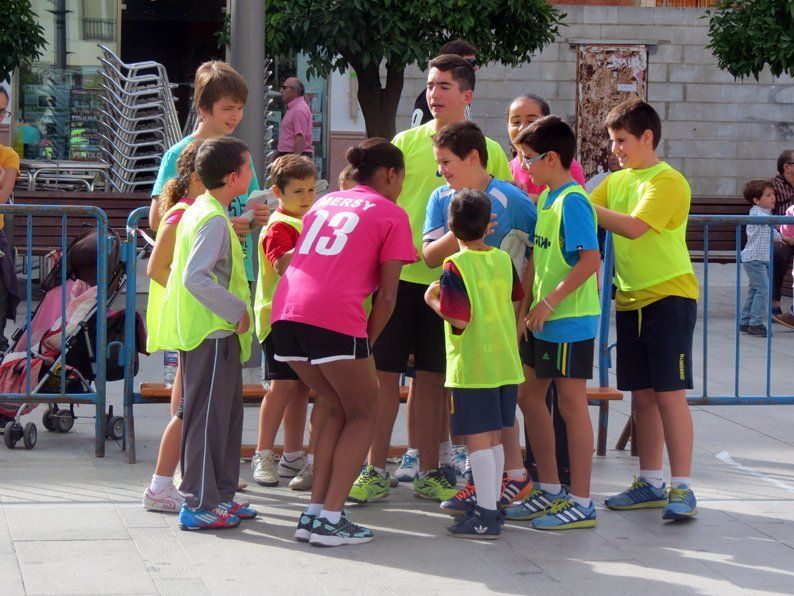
[264,222,300,276]
[593,204,650,240]
[368,260,404,346]
[516,255,535,341]
[424,280,469,330]
[422,231,459,269]
[147,220,178,288]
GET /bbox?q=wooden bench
[687,195,747,263]
[138,383,622,458]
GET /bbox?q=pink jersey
[271,185,415,337]
[510,156,586,196]
[781,205,794,238]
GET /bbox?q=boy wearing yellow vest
[591,99,698,521]
[159,137,257,530]
[252,155,318,489]
[505,116,601,530]
[425,189,525,539]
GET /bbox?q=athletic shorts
[520,334,594,380]
[271,320,370,365]
[372,280,446,374]
[262,333,299,381]
[615,296,696,392]
[450,385,518,436]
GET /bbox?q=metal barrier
[599,214,794,424]
[0,205,109,457]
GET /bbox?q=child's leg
[655,389,693,479]
[306,391,320,459]
[633,388,665,473]
[170,357,183,417]
[282,381,310,454]
[500,420,524,474]
[555,377,593,500]
[750,264,769,326]
[217,339,243,504]
[519,365,556,484]
[367,370,401,469]
[465,430,502,511]
[256,380,298,452]
[154,416,182,477]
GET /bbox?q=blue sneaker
[309,513,374,547]
[294,512,315,542]
[440,480,476,516]
[605,477,668,510]
[178,504,240,531]
[504,486,565,521]
[395,449,419,482]
[218,500,257,520]
[531,498,596,531]
[447,505,501,540]
[663,484,698,520]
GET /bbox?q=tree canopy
[0,0,48,82]
[705,0,794,79]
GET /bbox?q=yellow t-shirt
[392,122,513,286]
[590,167,699,311]
[0,145,21,231]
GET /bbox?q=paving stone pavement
[1,264,793,595]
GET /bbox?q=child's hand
[526,298,554,333]
[425,280,441,303]
[486,213,498,236]
[236,311,250,335]
[250,203,270,227]
[517,317,529,344]
[230,216,250,240]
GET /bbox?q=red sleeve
[439,261,471,333]
[511,263,525,302]
[263,222,300,266]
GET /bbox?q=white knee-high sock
[469,449,498,511]
[491,444,505,501]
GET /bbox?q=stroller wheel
[108,416,124,441]
[42,408,56,432]
[56,410,75,433]
[23,423,37,449]
[3,421,18,448]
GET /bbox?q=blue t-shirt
[153,135,260,281]
[534,181,600,344]
[422,178,537,275]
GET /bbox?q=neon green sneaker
[347,465,390,504]
[413,469,459,502]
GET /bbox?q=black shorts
[262,333,299,380]
[450,385,518,436]
[520,334,594,379]
[271,320,370,365]
[615,296,696,392]
[372,280,446,374]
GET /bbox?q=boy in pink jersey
[270,138,415,547]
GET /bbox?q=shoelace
[547,498,574,515]
[400,453,418,467]
[296,463,313,477]
[210,507,235,521]
[668,487,691,503]
[456,482,476,500]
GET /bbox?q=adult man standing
[771,149,794,327]
[277,78,313,157]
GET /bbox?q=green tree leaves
[0,0,48,82]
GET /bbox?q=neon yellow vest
[158,193,252,362]
[253,210,302,343]
[443,249,524,389]
[532,184,601,321]
[145,201,190,353]
[606,162,694,291]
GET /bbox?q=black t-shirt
[411,90,472,128]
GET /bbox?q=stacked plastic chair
[96,45,181,193]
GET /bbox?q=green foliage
[704,0,794,79]
[0,0,48,82]
[264,0,565,77]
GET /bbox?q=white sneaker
[395,448,420,482]
[288,462,313,491]
[252,450,279,486]
[278,454,306,478]
[449,445,468,478]
[142,484,183,513]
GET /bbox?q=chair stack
[263,58,278,184]
[96,45,181,193]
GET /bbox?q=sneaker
[309,514,374,547]
[178,504,240,531]
[294,512,315,542]
[500,473,534,506]
[142,484,184,513]
[414,469,459,502]
[440,480,477,516]
[771,306,783,317]
[447,505,501,540]
[747,324,768,337]
[772,311,794,329]
[448,445,468,479]
[739,324,749,333]
[605,477,668,510]
[440,463,458,486]
[278,454,306,478]
[218,500,257,520]
[504,486,565,521]
[348,465,390,504]
[662,484,698,520]
[531,498,596,531]
[395,449,419,482]
[252,450,279,486]
[288,462,313,491]
[389,475,399,488]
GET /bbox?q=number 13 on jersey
[298,209,361,256]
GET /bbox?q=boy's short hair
[515,115,577,169]
[194,61,248,114]
[448,189,491,242]
[439,39,478,57]
[338,164,355,184]
[195,137,249,190]
[269,154,317,190]
[428,54,475,92]
[777,149,794,175]
[605,99,662,149]
[432,121,488,168]
[743,179,773,205]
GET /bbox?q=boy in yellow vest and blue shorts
[159,137,258,530]
[425,189,525,539]
[504,116,602,530]
[591,99,698,521]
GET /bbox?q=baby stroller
[0,227,146,449]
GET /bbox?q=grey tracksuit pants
[178,335,243,510]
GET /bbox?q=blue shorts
[449,385,518,436]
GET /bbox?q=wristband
[542,297,555,312]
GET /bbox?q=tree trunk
[352,61,405,140]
